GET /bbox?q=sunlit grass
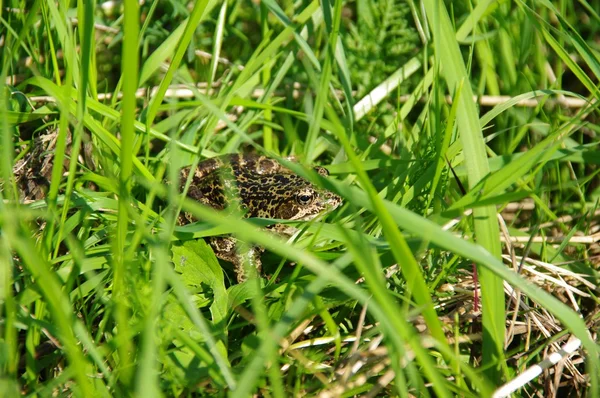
[1,0,599,396]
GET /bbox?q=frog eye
[296,191,314,205]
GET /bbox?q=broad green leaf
[172,240,228,324]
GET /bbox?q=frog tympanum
[178,154,342,282]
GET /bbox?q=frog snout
[320,192,342,210]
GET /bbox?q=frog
[178,153,342,282]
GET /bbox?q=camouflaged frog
[179,154,342,282]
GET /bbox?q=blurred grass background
[1,0,599,396]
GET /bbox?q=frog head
[270,167,342,221]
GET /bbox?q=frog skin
[179,153,342,282]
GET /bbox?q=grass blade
[422,0,505,382]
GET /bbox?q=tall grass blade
[422,0,505,382]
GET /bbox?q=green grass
[1,0,600,396]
